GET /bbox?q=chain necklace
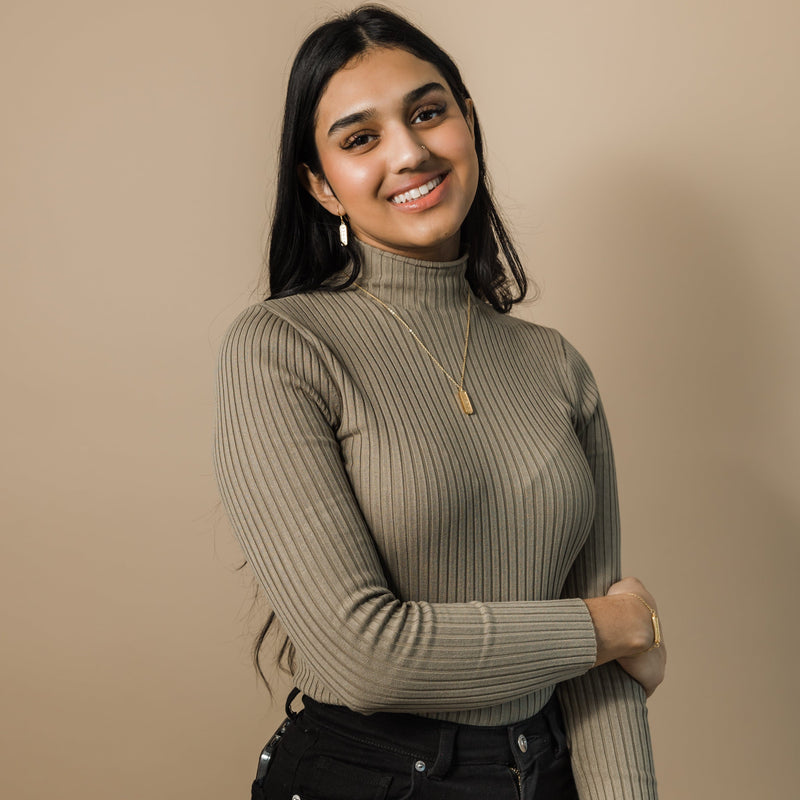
[353,284,474,415]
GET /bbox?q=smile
[389,175,445,205]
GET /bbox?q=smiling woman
[265,6,528,311]
[302,49,479,261]
[214,5,664,800]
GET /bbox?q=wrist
[625,593,662,654]
[584,594,657,665]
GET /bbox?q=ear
[299,164,344,216]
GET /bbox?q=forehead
[316,47,450,127]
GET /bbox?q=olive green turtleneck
[214,243,657,798]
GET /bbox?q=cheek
[322,156,380,204]
[462,144,480,188]
[457,132,480,182]
[461,141,480,201]
[430,126,479,183]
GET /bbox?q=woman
[215,6,665,799]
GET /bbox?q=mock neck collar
[351,241,470,309]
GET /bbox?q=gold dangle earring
[338,214,348,246]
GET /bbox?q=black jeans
[252,693,579,800]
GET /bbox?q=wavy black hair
[266,4,527,312]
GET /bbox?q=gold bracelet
[626,593,662,652]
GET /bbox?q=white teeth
[391,175,443,204]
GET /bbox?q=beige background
[2,1,798,798]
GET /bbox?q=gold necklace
[353,283,474,415]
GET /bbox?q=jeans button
[517,734,528,753]
[414,760,427,772]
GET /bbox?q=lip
[387,171,450,212]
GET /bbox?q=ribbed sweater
[214,243,657,798]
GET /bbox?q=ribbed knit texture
[214,243,657,798]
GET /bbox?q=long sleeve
[214,303,599,716]
[556,338,658,799]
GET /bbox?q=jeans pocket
[315,755,394,799]
[283,752,395,800]
[258,723,314,799]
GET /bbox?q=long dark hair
[267,4,527,312]
[255,4,529,688]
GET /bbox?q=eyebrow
[326,81,448,138]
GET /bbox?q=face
[303,47,480,262]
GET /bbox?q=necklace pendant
[457,388,474,415]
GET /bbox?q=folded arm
[554,336,659,799]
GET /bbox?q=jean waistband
[299,692,567,777]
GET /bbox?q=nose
[385,124,428,172]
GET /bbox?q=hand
[606,578,666,697]
[616,646,666,697]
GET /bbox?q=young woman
[215,6,665,799]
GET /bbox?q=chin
[403,223,462,250]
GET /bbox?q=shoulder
[218,302,292,366]
[492,309,601,421]
[220,291,344,355]
[220,293,323,334]
[217,300,343,423]
[542,327,601,426]
[483,307,584,374]
[219,294,349,368]
[217,299,334,395]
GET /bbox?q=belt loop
[427,723,457,780]
[544,696,568,758]
[285,687,301,720]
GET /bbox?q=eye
[412,103,446,124]
[342,131,376,150]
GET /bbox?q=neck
[353,241,470,309]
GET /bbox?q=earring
[338,215,348,246]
